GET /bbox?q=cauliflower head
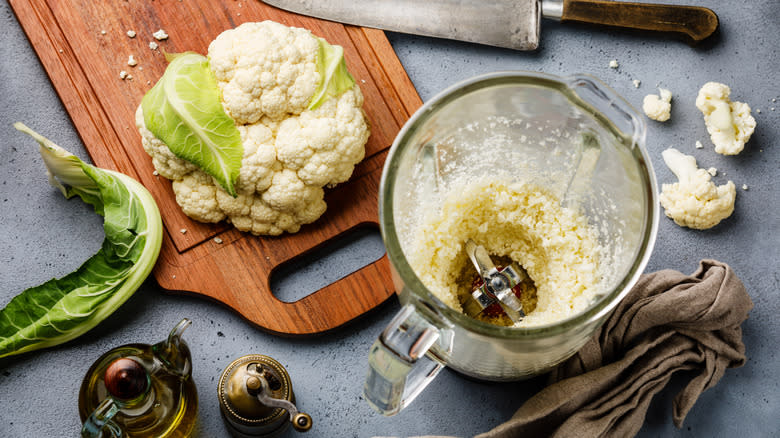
[658,148,736,230]
[696,82,756,155]
[137,21,370,235]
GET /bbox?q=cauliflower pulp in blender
[409,179,602,327]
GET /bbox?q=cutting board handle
[258,255,393,335]
[555,0,719,45]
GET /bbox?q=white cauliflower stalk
[137,21,370,235]
[658,148,736,230]
[695,82,756,155]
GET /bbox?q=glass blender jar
[364,72,658,415]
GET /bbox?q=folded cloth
[478,260,753,438]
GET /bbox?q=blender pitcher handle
[363,304,445,416]
[81,398,123,437]
[567,74,647,149]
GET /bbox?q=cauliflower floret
[658,148,736,230]
[172,170,227,223]
[261,169,325,214]
[275,88,369,186]
[208,21,320,124]
[136,106,198,179]
[695,82,756,155]
[215,182,326,236]
[643,88,672,122]
[235,121,282,194]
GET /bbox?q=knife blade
[260,0,718,50]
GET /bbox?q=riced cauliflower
[658,148,736,230]
[695,82,756,155]
[136,21,370,235]
[643,88,672,122]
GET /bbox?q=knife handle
[556,0,718,45]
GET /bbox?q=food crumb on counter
[707,167,717,177]
[153,170,159,176]
[126,30,136,38]
[180,228,187,234]
[632,79,641,88]
[609,59,619,69]
[756,109,761,114]
[100,30,106,35]
[214,237,223,244]
[119,70,128,80]
[695,140,704,149]
[149,41,159,50]
[742,184,749,190]
[153,29,169,40]
[127,55,138,67]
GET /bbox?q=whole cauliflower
[136,21,370,235]
[658,148,736,230]
[696,82,755,155]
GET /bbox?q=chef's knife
[259,0,718,50]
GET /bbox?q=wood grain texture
[10,0,423,335]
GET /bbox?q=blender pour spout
[464,239,526,323]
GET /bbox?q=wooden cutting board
[10,0,423,335]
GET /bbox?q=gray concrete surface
[1,0,778,436]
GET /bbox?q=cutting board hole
[270,226,386,303]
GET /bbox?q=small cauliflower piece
[696,82,756,155]
[643,88,672,122]
[658,148,736,230]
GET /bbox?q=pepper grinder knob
[291,413,312,432]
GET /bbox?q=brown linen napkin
[478,259,753,438]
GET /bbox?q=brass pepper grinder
[218,354,312,437]
[78,318,198,437]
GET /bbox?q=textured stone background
[1,0,777,436]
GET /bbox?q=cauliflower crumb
[152,170,159,176]
[153,29,169,40]
[695,140,704,149]
[659,148,735,230]
[180,228,187,234]
[632,79,641,88]
[643,88,672,122]
[149,41,159,50]
[214,237,223,244]
[126,30,136,38]
[609,59,619,69]
[101,30,107,35]
[707,167,717,176]
[742,184,749,190]
[119,70,128,80]
[127,55,137,67]
[696,82,756,155]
